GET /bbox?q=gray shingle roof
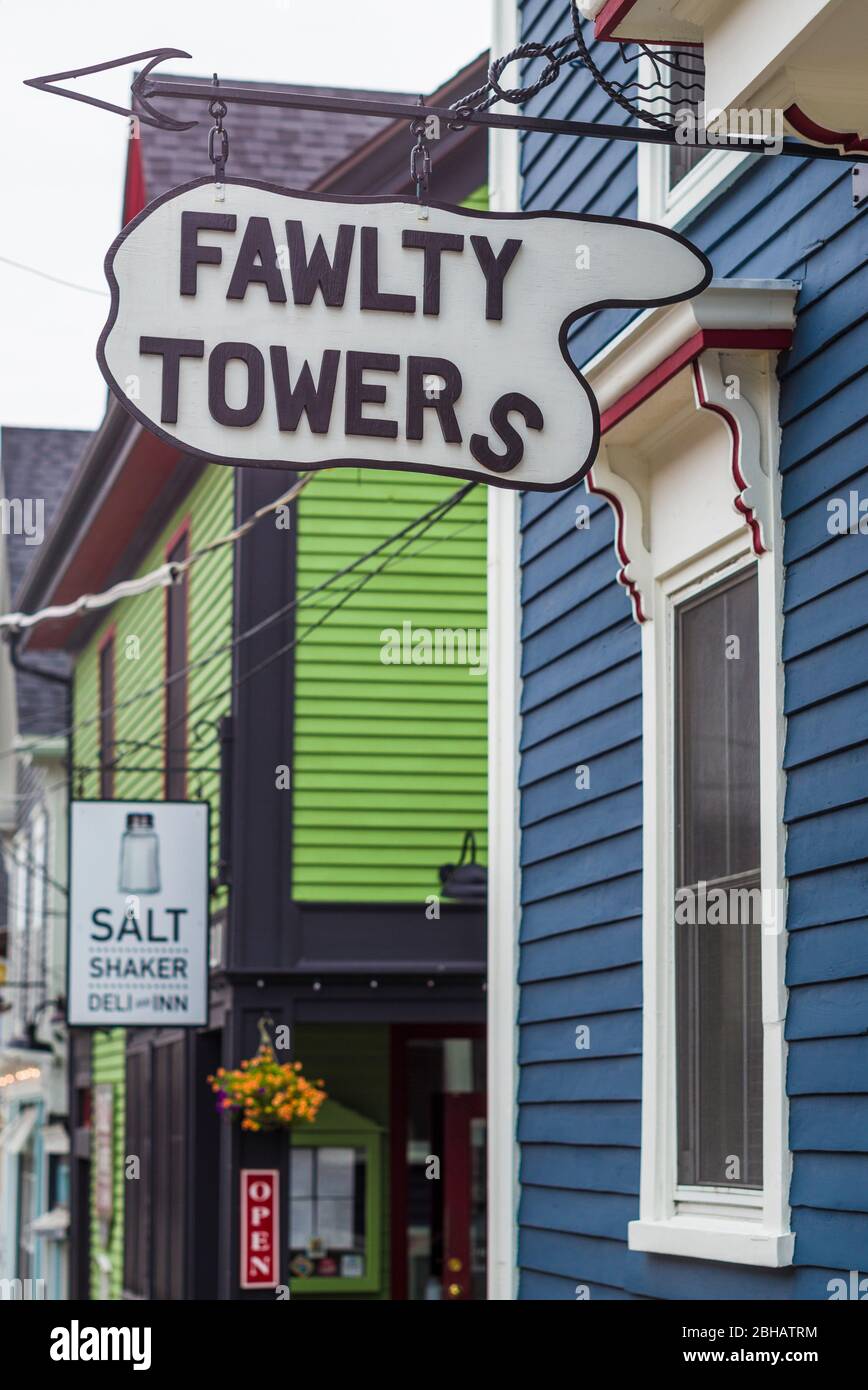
[135,75,417,200]
[1,427,90,734]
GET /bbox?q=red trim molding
[589,323,792,621]
[595,0,640,41]
[595,0,701,45]
[584,472,647,622]
[785,103,868,155]
[692,358,765,556]
[123,134,147,226]
[599,329,792,436]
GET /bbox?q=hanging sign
[97,177,711,492]
[67,800,209,1028]
[240,1169,280,1289]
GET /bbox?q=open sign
[98,178,711,492]
[240,1169,279,1289]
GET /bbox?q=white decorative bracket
[580,280,797,623]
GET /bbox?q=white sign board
[98,178,711,492]
[67,800,209,1028]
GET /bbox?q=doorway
[390,1026,486,1300]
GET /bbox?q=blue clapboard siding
[515,2,868,1299]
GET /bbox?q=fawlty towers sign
[98,177,711,492]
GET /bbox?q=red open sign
[240,1168,280,1289]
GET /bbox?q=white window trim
[581,281,797,1264]
[636,50,753,230]
[628,529,793,1268]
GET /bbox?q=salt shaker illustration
[118,812,161,894]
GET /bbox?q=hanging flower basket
[208,1042,327,1132]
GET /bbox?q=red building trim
[784,103,868,155]
[163,516,191,800]
[584,472,647,622]
[598,328,792,436]
[389,1023,485,1301]
[123,133,147,226]
[692,357,765,555]
[589,325,790,619]
[594,0,701,45]
[97,623,117,798]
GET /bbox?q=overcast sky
[0,0,490,430]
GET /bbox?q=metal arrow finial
[24,48,199,131]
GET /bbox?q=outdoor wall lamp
[439,831,487,903]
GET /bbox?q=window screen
[675,567,763,1189]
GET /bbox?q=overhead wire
[0,481,482,772]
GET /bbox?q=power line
[0,482,481,770]
[14,505,485,803]
[166,482,477,739]
[0,470,314,637]
[0,252,108,298]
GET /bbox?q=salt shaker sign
[97,178,711,493]
[67,799,209,1028]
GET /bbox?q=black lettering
[469,235,522,320]
[117,912,142,942]
[180,211,236,296]
[345,351,400,438]
[286,221,354,306]
[164,907,188,943]
[360,227,415,314]
[401,230,464,315]
[406,356,463,443]
[470,391,544,473]
[90,908,114,942]
[208,342,265,427]
[226,216,287,302]
[139,337,205,424]
[270,348,340,433]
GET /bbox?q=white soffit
[583,279,797,420]
[595,0,867,148]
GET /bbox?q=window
[12,830,30,1036]
[577,296,796,1264]
[674,568,763,1192]
[123,1047,151,1298]
[637,46,752,228]
[666,48,708,191]
[165,530,189,800]
[290,1146,367,1276]
[98,634,115,799]
[16,1111,37,1281]
[28,811,46,1040]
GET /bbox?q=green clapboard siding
[292,183,488,903]
[292,468,487,901]
[73,464,234,896]
[89,1029,126,1299]
[74,463,235,1298]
